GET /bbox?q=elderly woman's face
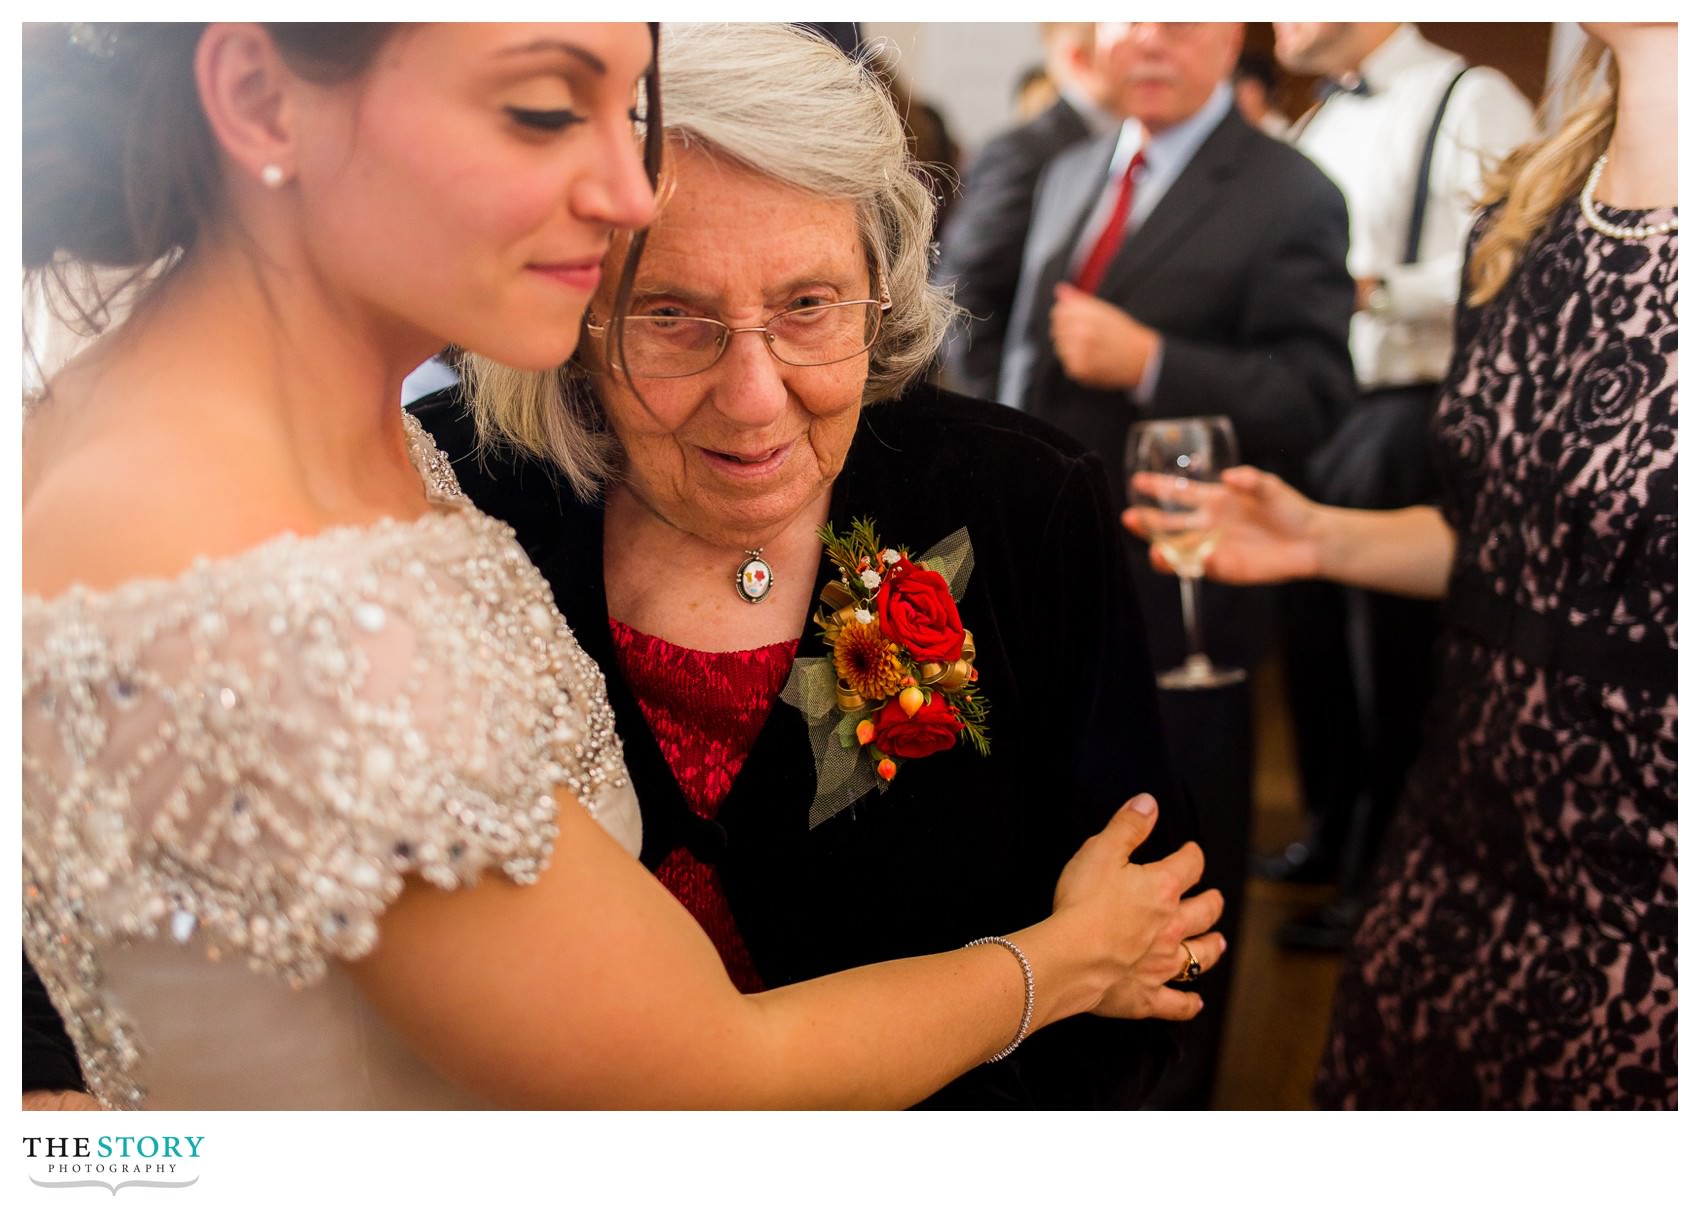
[593,148,870,549]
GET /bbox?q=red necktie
[1073,150,1144,295]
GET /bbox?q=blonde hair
[465,22,956,497]
[1467,37,1616,306]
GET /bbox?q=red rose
[876,557,966,662]
[871,694,962,759]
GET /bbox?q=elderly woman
[415,23,1196,1108]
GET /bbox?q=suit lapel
[1020,135,1118,407]
[1095,110,1250,299]
[1038,136,1118,299]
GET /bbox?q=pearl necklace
[1579,153,1678,241]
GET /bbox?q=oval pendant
[736,552,774,604]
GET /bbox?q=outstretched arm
[1125,464,1456,600]
[351,791,1223,1109]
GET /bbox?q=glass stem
[1178,575,1207,666]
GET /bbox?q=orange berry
[898,686,925,717]
[877,758,897,781]
[900,674,918,687]
[855,719,876,746]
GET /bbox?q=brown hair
[22,23,665,380]
[22,23,394,376]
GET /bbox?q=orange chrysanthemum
[833,620,905,702]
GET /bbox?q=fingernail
[1126,794,1156,815]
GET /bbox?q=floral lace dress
[1316,201,1677,1108]
[22,415,642,1109]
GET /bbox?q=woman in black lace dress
[1127,22,1675,1108]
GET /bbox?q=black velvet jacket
[413,381,1194,1109]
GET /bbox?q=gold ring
[1175,939,1203,984]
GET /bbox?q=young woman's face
[287,23,656,370]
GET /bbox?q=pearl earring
[260,164,286,189]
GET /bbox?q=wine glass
[1126,416,1246,691]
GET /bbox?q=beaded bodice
[22,414,640,1108]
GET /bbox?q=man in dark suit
[935,23,1115,399]
[998,20,1355,1107]
[1000,21,1353,490]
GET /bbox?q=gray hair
[463,22,955,497]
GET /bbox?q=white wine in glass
[1148,526,1221,579]
[1127,416,1246,691]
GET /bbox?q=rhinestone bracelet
[964,935,1035,1063]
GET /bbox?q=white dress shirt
[1293,24,1533,389]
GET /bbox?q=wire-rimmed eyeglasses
[586,284,892,379]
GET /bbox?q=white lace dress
[22,415,642,1109]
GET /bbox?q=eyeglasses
[587,285,892,379]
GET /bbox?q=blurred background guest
[1231,51,1288,138]
[935,22,1116,399]
[1263,22,1534,953]
[1131,20,1675,1109]
[1012,63,1057,123]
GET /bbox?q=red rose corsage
[779,519,989,827]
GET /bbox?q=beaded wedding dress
[22,415,642,1109]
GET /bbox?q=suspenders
[1291,64,1473,265]
[1403,68,1471,264]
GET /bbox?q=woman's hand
[1122,465,1324,585]
[1044,796,1226,1022]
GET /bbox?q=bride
[21,22,1223,1109]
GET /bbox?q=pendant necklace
[736,549,774,604]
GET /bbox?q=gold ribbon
[917,631,976,690]
[816,581,859,645]
[834,678,867,712]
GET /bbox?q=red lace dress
[608,618,798,993]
